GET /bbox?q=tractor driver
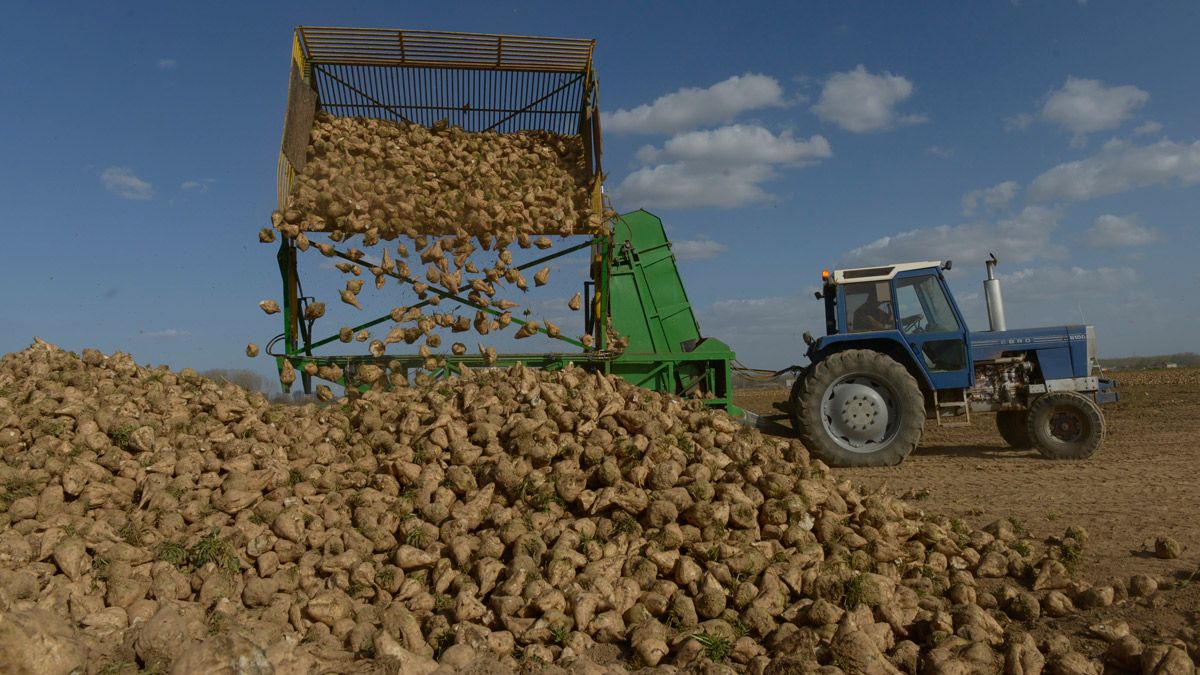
[851,283,895,331]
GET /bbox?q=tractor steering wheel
[876,300,895,327]
[901,313,924,333]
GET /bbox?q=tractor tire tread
[995,410,1033,449]
[791,349,925,468]
[1028,391,1105,460]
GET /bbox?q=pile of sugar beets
[0,339,1195,674]
[283,112,597,241]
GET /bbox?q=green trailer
[268,27,738,412]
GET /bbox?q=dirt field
[737,368,1200,646]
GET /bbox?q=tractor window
[845,281,894,333]
[895,275,960,334]
[920,339,966,372]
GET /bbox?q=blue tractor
[790,256,1118,467]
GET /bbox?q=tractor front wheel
[791,349,925,467]
[1027,392,1105,459]
[995,410,1033,449]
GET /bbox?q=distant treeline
[201,368,323,403]
[1100,352,1200,370]
[733,372,793,389]
[200,368,271,393]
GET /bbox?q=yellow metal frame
[276,33,310,210]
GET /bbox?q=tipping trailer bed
[269,27,738,412]
[277,27,603,221]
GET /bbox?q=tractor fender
[808,333,936,397]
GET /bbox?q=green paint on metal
[271,210,737,412]
[608,210,703,354]
[276,239,297,393]
[603,210,736,410]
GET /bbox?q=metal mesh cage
[278,27,603,211]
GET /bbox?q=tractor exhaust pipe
[984,253,1007,332]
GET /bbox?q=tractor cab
[810,261,972,391]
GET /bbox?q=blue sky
[2,0,1198,380]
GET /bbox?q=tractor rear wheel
[995,411,1033,449]
[1027,392,1105,459]
[791,349,925,467]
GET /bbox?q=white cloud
[1086,214,1162,248]
[181,179,212,193]
[614,163,776,209]
[696,291,826,368]
[603,74,786,135]
[1040,77,1148,141]
[961,180,1020,216]
[811,65,927,133]
[156,58,177,70]
[1002,266,1138,302]
[613,124,831,209]
[672,238,728,261]
[1028,139,1200,202]
[634,125,831,166]
[926,145,954,159]
[101,167,154,200]
[841,206,1065,269]
[1134,121,1163,136]
[139,328,189,338]
[1004,113,1034,132]
[953,265,1140,330]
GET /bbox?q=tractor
[790,256,1118,467]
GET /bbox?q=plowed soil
[736,368,1200,644]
